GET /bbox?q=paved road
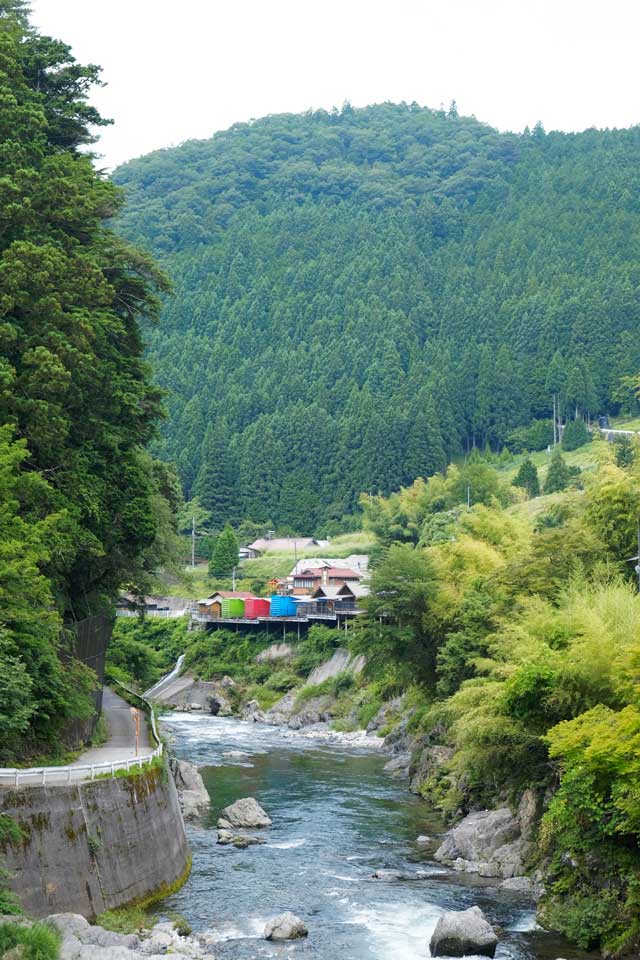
[0,688,155,786]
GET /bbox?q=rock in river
[217,829,265,848]
[430,906,498,958]
[217,796,272,828]
[264,912,309,941]
[170,758,210,821]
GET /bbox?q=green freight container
[221,598,245,618]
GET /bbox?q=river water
[159,713,594,960]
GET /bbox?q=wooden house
[292,566,361,591]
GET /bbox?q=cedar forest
[1,2,640,956]
[113,99,640,531]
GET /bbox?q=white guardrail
[0,683,163,788]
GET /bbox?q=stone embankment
[0,765,190,918]
[245,647,369,735]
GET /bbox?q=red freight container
[244,598,271,619]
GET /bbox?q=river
[158,713,595,960]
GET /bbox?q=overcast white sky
[29,0,640,170]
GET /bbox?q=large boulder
[366,695,404,733]
[264,689,297,726]
[217,797,272,828]
[434,806,531,879]
[517,788,540,840]
[264,912,308,941]
[242,699,265,722]
[170,758,210,821]
[429,906,498,958]
[287,697,332,730]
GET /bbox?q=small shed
[221,597,246,618]
[197,598,219,617]
[270,595,297,617]
[245,597,271,619]
[291,597,320,617]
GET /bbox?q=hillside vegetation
[114,103,640,530]
[352,437,640,955]
[0,2,175,761]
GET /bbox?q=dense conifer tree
[209,524,239,577]
[194,421,239,528]
[513,458,540,497]
[544,449,571,493]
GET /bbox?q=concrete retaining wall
[0,764,190,918]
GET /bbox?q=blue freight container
[269,595,296,617]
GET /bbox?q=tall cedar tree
[209,524,239,577]
[194,420,239,528]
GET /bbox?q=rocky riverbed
[156,712,595,960]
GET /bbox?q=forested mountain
[113,103,640,531]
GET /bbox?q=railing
[0,684,162,788]
[116,608,187,619]
[191,607,361,626]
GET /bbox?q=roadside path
[68,687,151,767]
[0,688,155,786]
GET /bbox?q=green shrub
[0,921,61,959]
[169,914,192,937]
[506,419,554,453]
[182,629,271,683]
[243,684,283,710]
[264,670,299,692]
[614,434,637,468]
[294,670,354,708]
[293,626,339,676]
[357,699,382,729]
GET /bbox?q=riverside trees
[353,446,640,954]
[0,2,172,758]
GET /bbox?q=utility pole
[626,521,640,592]
[232,566,236,591]
[191,517,196,568]
[467,485,471,508]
